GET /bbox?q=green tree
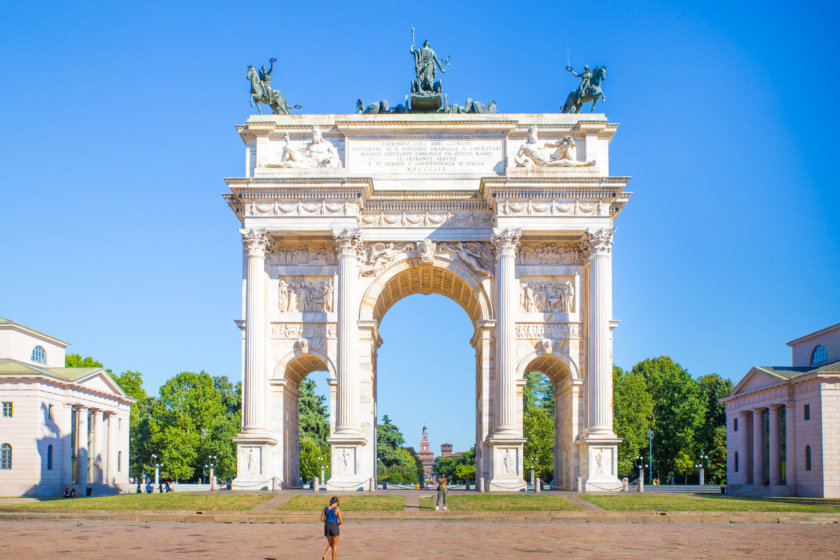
[111,370,147,400]
[674,450,696,484]
[697,373,733,484]
[523,407,554,482]
[147,371,226,481]
[65,354,104,368]
[432,447,476,483]
[632,357,707,481]
[613,365,654,478]
[523,371,554,416]
[299,378,330,444]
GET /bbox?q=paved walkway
[2,519,839,559]
[250,491,296,511]
[563,493,605,511]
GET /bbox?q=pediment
[76,370,129,399]
[730,368,785,397]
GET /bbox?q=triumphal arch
[225,107,631,491]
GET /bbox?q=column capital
[240,228,270,257]
[491,228,521,257]
[578,228,615,259]
[332,228,363,258]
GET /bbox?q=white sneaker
[435,506,439,511]
[443,506,448,511]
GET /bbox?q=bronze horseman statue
[247,58,301,115]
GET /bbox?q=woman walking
[321,496,342,560]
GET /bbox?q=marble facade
[224,113,631,492]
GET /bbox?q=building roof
[0,316,71,347]
[786,322,840,347]
[0,358,102,381]
[755,360,840,380]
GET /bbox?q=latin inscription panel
[347,136,504,175]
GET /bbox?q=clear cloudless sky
[1,1,837,452]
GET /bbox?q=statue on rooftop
[247,58,301,115]
[561,65,607,113]
[410,28,449,96]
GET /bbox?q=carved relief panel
[517,242,582,265]
[519,276,575,313]
[271,243,337,265]
[278,276,334,312]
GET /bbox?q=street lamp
[634,456,648,493]
[695,453,708,486]
[647,430,654,484]
[150,453,163,491]
[318,456,325,486]
[206,455,217,490]
[529,456,537,488]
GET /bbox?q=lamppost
[529,456,537,488]
[695,453,708,486]
[647,430,654,484]
[151,454,163,491]
[318,456,325,486]
[634,456,648,493]
[207,455,217,490]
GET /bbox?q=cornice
[225,176,373,189]
[335,118,519,134]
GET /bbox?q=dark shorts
[324,522,340,537]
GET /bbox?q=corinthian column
[580,228,616,436]
[491,228,520,434]
[241,228,270,434]
[333,229,362,433]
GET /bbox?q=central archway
[358,257,495,488]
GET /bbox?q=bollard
[313,477,320,492]
[535,477,541,493]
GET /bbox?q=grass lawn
[4,493,273,511]
[279,495,405,512]
[581,494,840,513]
[419,494,578,511]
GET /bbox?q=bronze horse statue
[247,65,300,115]
[561,65,606,113]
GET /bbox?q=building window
[47,403,53,420]
[118,418,122,431]
[734,418,738,432]
[2,402,11,417]
[811,345,828,365]
[804,404,810,421]
[805,445,811,471]
[734,451,739,473]
[0,444,11,469]
[118,450,122,472]
[47,444,53,470]
[31,345,46,364]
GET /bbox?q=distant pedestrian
[145,482,153,494]
[320,496,342,560]
[69,488,76,498]
[164,481,172,493]
[435,474,448,511]
[63,487,71,498]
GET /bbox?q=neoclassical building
[224,113,631,491]
[723,322,840,498]
[0,317,133,496]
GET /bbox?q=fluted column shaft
[242,229,270,433]
[785,402,796,487]
[752,408,765,485]
[492,229,520,433]
[582,229,615,434]
[768,405,782,486]
[334,229,361,433]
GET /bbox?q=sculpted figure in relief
[520,279,575,313]
[278,277,334,312]
[514,128,595,168]
[437,242,493,277]
[264,127,341,169]
[502,449,516,475]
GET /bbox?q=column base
[327,433,371,492]
[485,436,527,492]
[576,434,622,492]
[232,434,279,491]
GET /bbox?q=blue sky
[1,1,837,452]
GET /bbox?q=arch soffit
[359,256,494,326]
[273,348,336,385]
[517,348,581,386]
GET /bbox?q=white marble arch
[356,256,496,487]
[269,350,336,488]
[517,349,584,489]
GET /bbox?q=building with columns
[0,317,133,497]
[723,322,840,498]
[225,113,631,492]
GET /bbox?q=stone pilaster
[333,228,362,434]
[785,401,796,488]
[240,228,270,434]
[768,404,782,486]
[752,408,765,486]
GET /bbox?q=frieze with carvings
[497,199,610,217]
[515,323,582,339]
[360,211,493,228]
[360,240,493,277]
[517,243,582,265]
[278,276,334,312]
[271,243,337,265]
[246,199,358,218]
[520,277,575,313]
[271,323,338,339]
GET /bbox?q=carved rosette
[241,229,271,258]
[491,228,522,259]
[332,229,363,259]
[578,228,614,259]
